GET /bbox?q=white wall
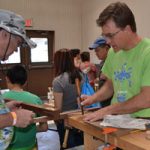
[0,0,82,51]
[1,0,150,63]
[82,0,150,63]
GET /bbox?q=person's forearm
[0,113,13,129]
[94,79,114,103]
[53,92,63,111]
[107,87,150,115]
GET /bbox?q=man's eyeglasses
[102,30,121,40]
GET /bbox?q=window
[0,30,54,97]
[30,38,49,63]
[0,30,54,68]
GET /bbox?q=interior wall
[1,0,150,63]
[82,0,150,63]
[0,0,82,51]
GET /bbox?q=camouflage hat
[0,9,36,48]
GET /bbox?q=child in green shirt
[2,65,48,150]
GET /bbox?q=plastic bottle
[48,87,54,102]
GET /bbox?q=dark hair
[70,49,80,58]
[6,65,27,85]
[96,2,136,32]
[80,52,90,62]
[99,44,110,49]
[54,48,81,83]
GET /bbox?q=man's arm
[0,113,13,128]
[84,86,150,122]
[0,109,35,129]
[107,86,150,114]
[81,79,114,106]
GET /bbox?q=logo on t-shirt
[114,63,132,102]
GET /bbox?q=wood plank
[5,99,60,120]
[87,121,132,137]
[67,113,150,150]
[118,132,149,150]
[84,133,103,150]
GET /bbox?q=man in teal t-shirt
[82,2,150,122]
[2,65,48,150]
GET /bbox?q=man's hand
[6,101,21,111]
[83,107,109,122]
[14,109,35,128]
[81,95,96,106]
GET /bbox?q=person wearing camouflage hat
[0,9,36,150]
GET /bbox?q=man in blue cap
[89,36,110,63]
[89,37,111,107]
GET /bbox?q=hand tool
[75,78,84,115]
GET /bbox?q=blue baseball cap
[89,37,109,50]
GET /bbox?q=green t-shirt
[0,96,13,150]
[102,38,150,117]
[2,91,43,150]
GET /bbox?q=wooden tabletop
[66,112,150,150]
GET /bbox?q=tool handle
[33,116,50,123]
[75,78,84,115]
[75,78,81,96]
[62,129,69,148]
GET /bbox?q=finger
[31,113,36,118]
[81,102,84,106]
[90,117,98,122]
[83,115,93,122]
[81,100,89,106]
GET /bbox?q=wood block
[5,99,60,120]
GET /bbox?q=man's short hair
[6,65,27,85]
[81,52,90,62]
[96,2,136,32]
[70,49,80,58]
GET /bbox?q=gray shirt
[52,72,78,112]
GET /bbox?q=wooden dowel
[5,99,60,119]
[33,116,51,123]
[75,78,84,115]
[62,128,70,148]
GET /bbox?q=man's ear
[124,25,132,32]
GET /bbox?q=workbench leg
[84,133,103,150]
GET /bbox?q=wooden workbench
[66,112,150,150]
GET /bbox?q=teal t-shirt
[0,96,13,150]
[2,91,43,150]
[102,38,150,117]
